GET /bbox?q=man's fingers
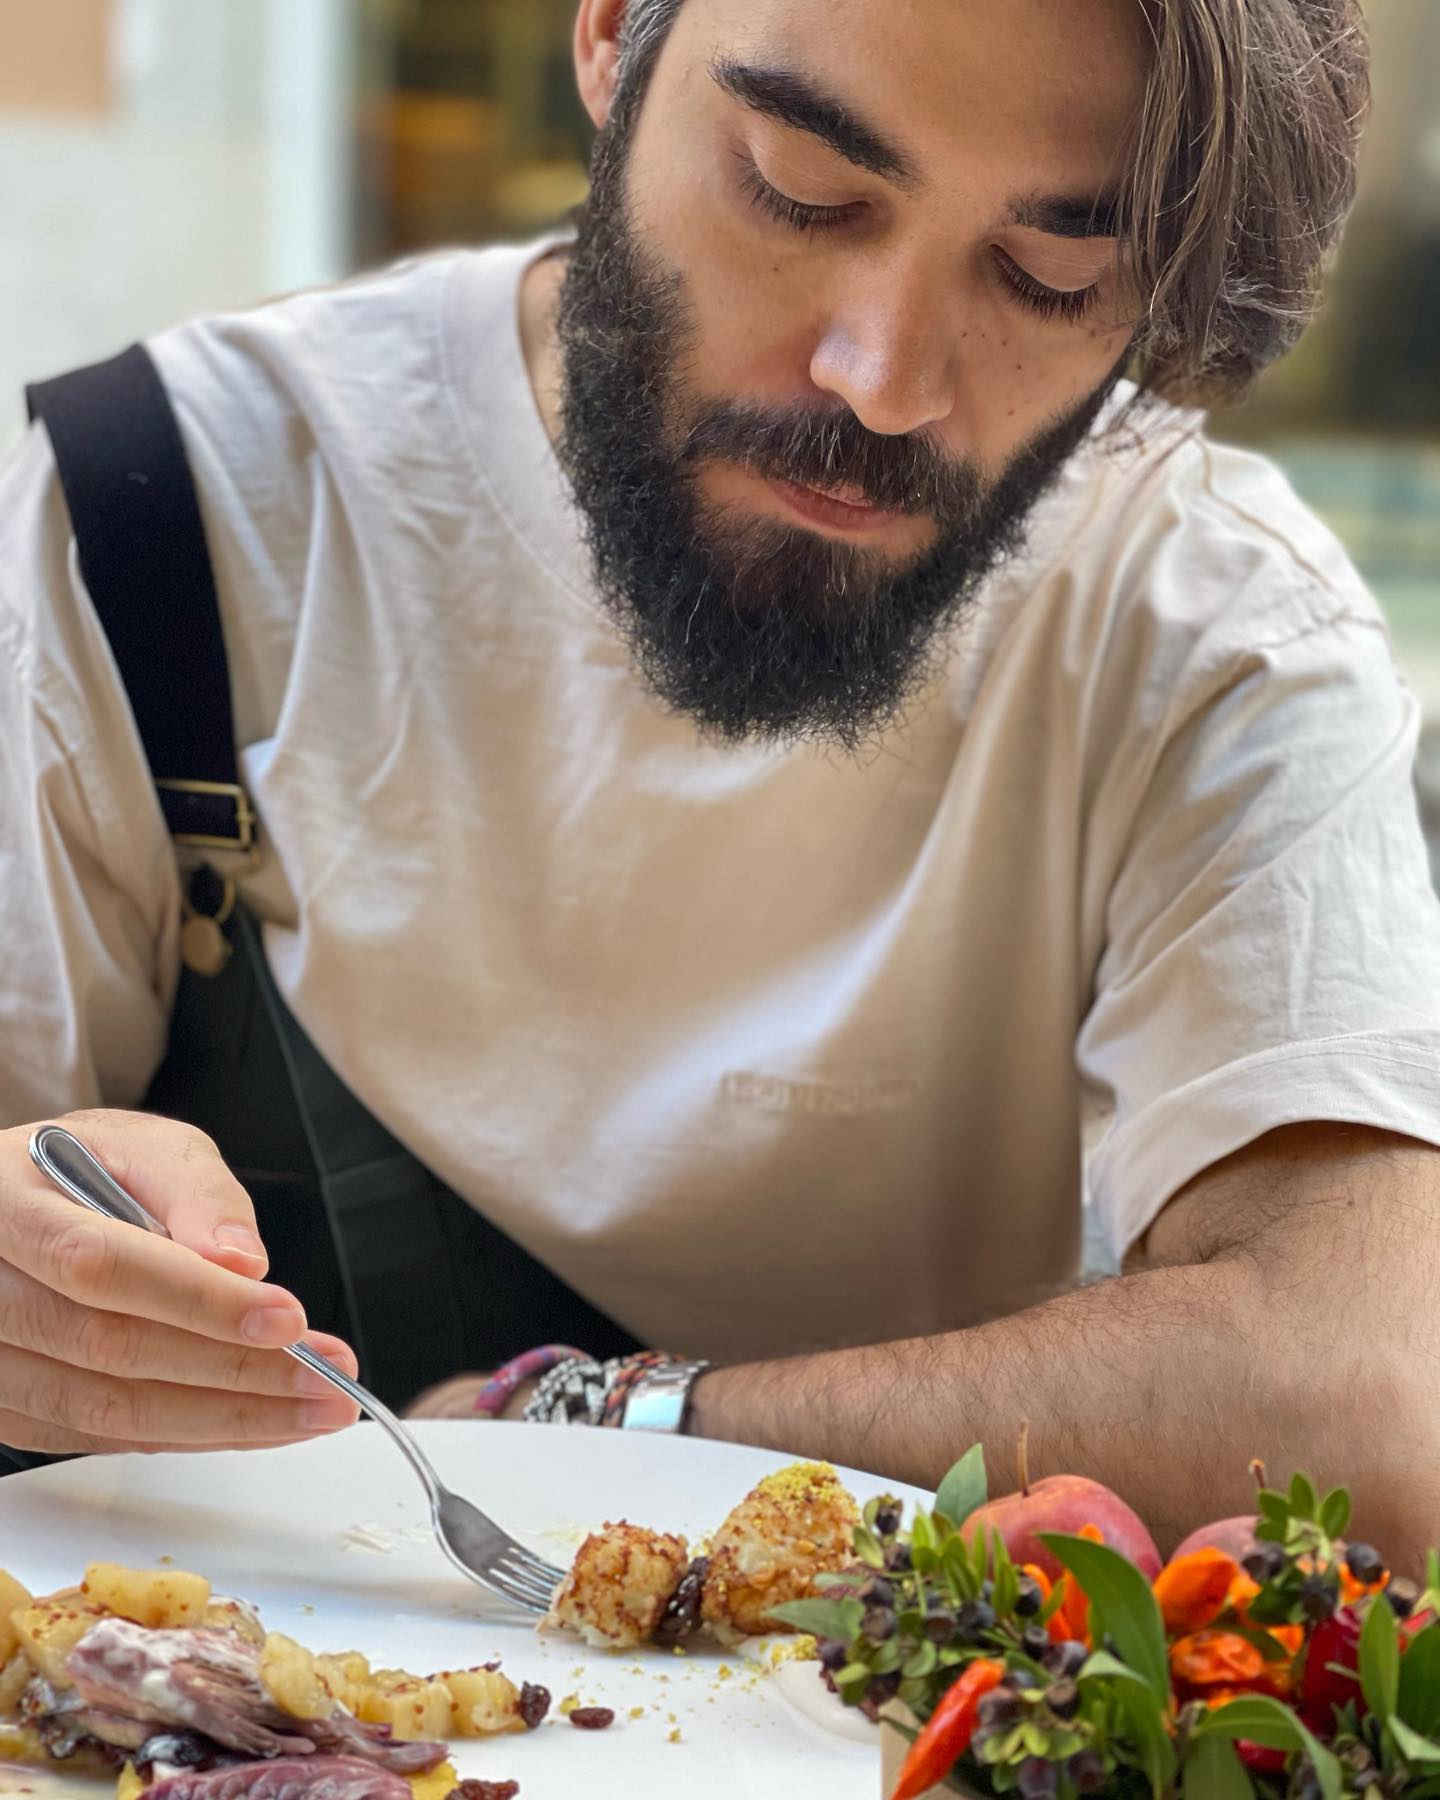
[0,1406,317,1458]
[0,1174,307,1348]
[0,1345,361,1447]
[50,1111,270,1275]
[0,1265,356,1396]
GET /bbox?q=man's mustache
[678,402,983,519]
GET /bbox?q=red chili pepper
[1236,1741,1289,1774]
[890,1659,1006,1800]
[1301,1608,1364,1721]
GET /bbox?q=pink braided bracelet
[471,1344,587,1418]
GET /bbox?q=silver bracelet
[521,1355,607,1426]
[619,1359,711,1434]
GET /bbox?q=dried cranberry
[446,1783,519,1800]
[654,1556,710,1646]
[568,1707,616,1730]
[517,1684,551,1731]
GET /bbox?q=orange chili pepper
[1052,1524,1104,1645]
[889,1659,1006,1800]
[1153,1550,1243,1636]
[1170,1629,1292,1700]
[1227,1572,1262,1621]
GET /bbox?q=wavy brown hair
[613,0,1370,405]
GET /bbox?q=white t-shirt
[5,240,1440,1362]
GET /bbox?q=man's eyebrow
[709,57,921,189]
[1010,192,1123,240]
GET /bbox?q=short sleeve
[1078,592,1440,1261]
[0,424,180,1124]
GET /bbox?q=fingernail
[301,1397,360,1431]
[243,1303,303,1346]
[215,1225,266,1262]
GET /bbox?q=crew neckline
[442,233,600,612]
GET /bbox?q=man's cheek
[975,343,1124,466]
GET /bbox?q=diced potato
[0,1724,47,1766]
[0,1719,111,1776]
[202,1597,266,1647]
[355,1666,414,1710]
[0,1572,31,1664]
[259,1633,333,1722]
[81,1563,211,1629]
[0,1652,30,1716]
[406,1760,458,1800]
[358,1676,454,1741]
[11,1597,108,1687]
[439,1667,524,1738]
[314,1650,372,1713]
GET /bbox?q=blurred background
[0,0,1435,709]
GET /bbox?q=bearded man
[3,0,1436,1560]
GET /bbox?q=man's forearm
[689,1126,1440,1564]
[690,1257,1292,1548]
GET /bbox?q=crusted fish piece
[545,1522,690,1649]
[700,1462,860,1641]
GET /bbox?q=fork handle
[30,1125,171,1235]
[284,1341,447,1504]
[29,1125,448,1510]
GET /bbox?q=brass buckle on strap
[155,778,257,853]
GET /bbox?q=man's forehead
[674,0,1152,194]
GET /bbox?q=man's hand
[0,1109,361,1455]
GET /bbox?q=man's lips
[764,474,908,535]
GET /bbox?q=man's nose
[808,266,960,438]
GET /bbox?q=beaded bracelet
[470,1344,588,1419]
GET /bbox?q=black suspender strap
[26,345,254,852]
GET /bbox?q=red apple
[1168,1516,1260,1566]
[962,1474,1162,1582]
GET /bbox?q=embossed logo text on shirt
[722,1071,920,1117]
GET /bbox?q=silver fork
[28,1123,567,1616]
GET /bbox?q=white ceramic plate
[0,1422,934,1800]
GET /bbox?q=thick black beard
[554,118,1120,751]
